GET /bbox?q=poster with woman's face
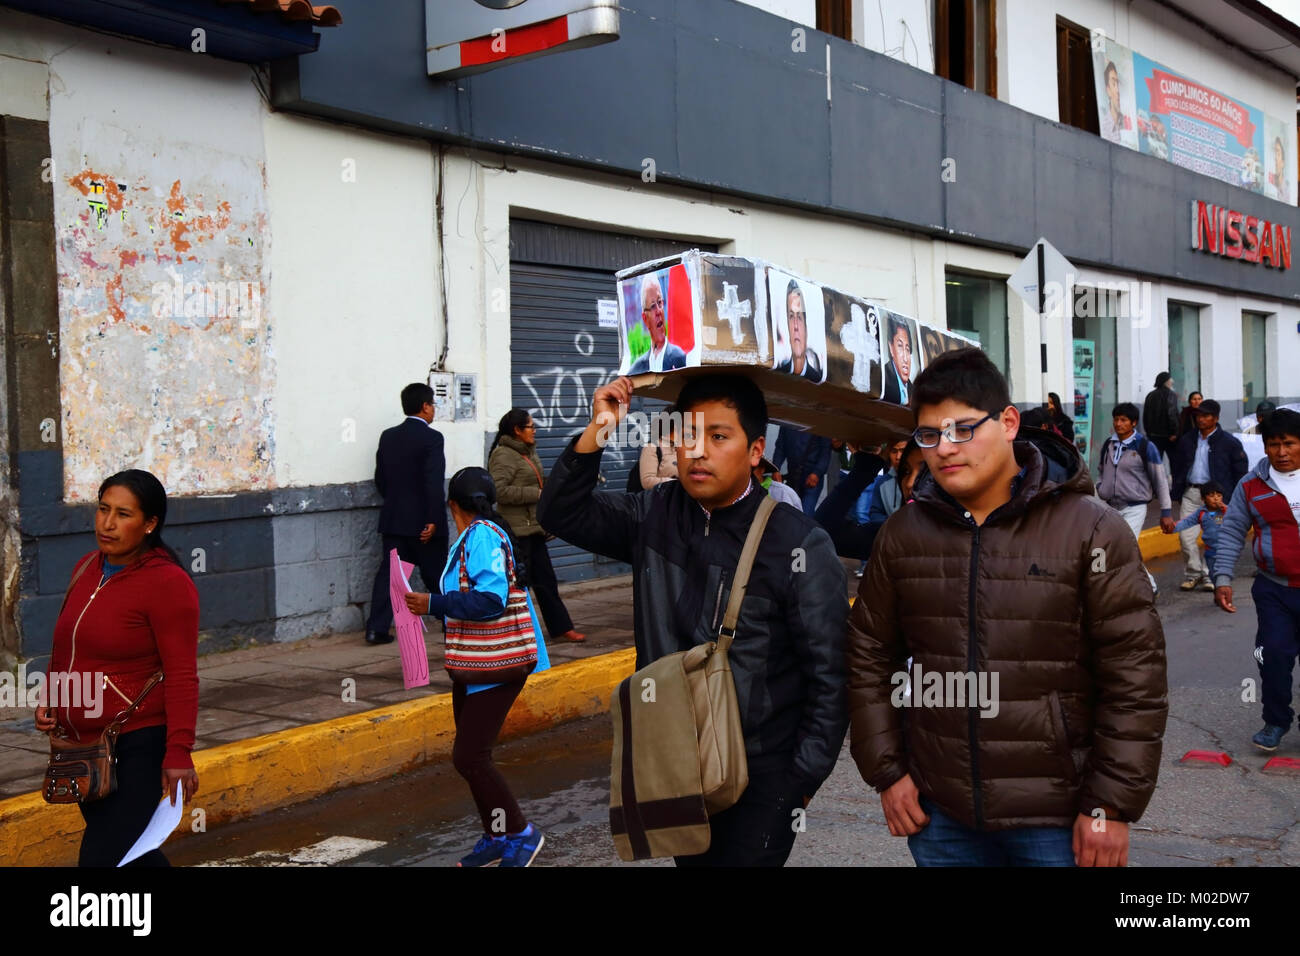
[767,269,826,384]
[1264,117,1292,204]
[879,309,920,406]
[823,290,882,395]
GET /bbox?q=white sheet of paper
[597,299,618,328]
[117,780,184,867]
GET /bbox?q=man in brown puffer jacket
[847,347,1167,867]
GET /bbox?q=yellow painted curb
[0,648,636,867]
[1138,525,1184,562]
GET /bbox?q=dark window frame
[816,0,852,41]
[1056,16,1100,135]
[935,0,998,98]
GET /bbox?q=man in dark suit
[365,383,448,645]
[774,281,824,382]
[628,274,687,374]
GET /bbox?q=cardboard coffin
[614,250,976,444]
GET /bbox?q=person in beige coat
[639,418,680,489]
[488,408,584,642]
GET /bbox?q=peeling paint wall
[49,42,273,500]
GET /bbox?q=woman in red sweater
[35,469,199,867]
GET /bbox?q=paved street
[169,549,1300,868]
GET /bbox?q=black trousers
[77,725,169,868]
[367,532,448,633]
[673,771,804,867]
[452,680,528,835]
[515,533,573,638]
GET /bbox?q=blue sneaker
[1252,724,1287,752]
[499,824,545,868]
[457,833,507,868]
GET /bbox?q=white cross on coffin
[715,281,753,345]
[840,303,881,392]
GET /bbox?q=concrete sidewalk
[0,524,1183,865]
[0,575,637,800]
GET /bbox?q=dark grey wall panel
[1033,123,1113,265]
[675,20,830,204]
[465,7,679,169]
[943,86,1038,250]
[274,0,1299,302]
[829,45,945,229]
[1110,146,1180,279]
[14,480,384,657]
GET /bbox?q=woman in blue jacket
[404,467,550,867]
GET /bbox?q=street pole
[1038,241,1048,404]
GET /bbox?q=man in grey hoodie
[1096,403,1176,592]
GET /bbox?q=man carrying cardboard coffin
[538,373,849,866]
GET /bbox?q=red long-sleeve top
[47,548,200,769]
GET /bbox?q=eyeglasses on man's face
[912,411,999,448]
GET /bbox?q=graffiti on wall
[56,159,273,501]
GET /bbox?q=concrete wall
[737,0,816,25]
[263,112,445,487]
[47,38,274,501]
[279,0,1300,304]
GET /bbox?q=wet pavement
[167,550,1300,867]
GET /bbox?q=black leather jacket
[539,438,850,797]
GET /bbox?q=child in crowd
[1163,480,1227,591]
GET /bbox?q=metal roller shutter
[508,219,715,582]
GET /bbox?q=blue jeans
[907,797,1075,867]
[800,481,822,516]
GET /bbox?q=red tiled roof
[216,0,342,27]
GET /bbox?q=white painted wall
[1068,270,1300,411]
[735,0,816,26]
[263,113,441,488]
[853,0,935,72]
[735,0,934,70]
[1004,0,1298,175]
[0,8,55,121]
[297,144,1300,490]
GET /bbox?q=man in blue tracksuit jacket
[1212,408,1300,753]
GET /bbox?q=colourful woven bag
[443,521,539,684]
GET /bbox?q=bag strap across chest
[716,496,777,652]
[456,521,518,592]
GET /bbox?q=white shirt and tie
[648,343,668,373]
